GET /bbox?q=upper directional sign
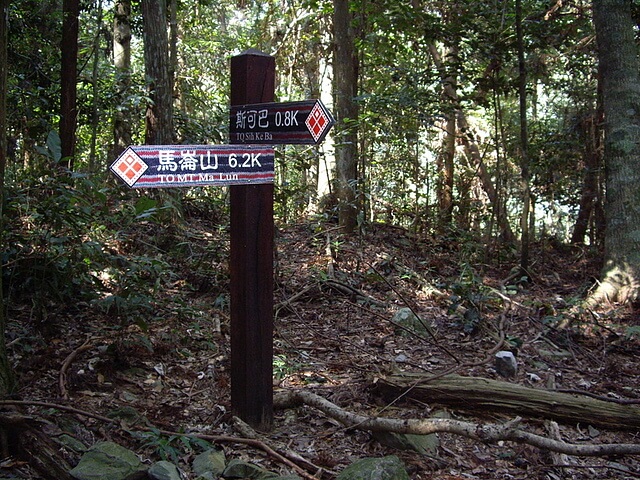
[110,145,275,188]
[229,99,335,145]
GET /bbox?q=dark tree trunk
[141,0,173,145]
[0,0,15,401]
[333,0,359,232]
[59,0,80,169]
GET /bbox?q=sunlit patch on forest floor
[6,216,640,479]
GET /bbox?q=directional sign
[110,145,275,188]
[229,99,335,145]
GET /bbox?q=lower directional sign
[110,145,275,188]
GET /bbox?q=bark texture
[588,0,640,306]
[332,0,359,232]
[59,0,80,167]
[374,373,640,430]
[141,0,174,145]
[275,389,640,457]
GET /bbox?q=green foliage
[2,142,182,328]
[136,428,213,464]
[2,0,606,295]
[624,326,640,341]
[447,263,498,334]
[4,166,107,316]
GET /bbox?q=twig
[59,337,100,399]
[275,284,315,316]
[152,426,326,480]
[0,399,115,424]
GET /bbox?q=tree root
[275,389,640,458]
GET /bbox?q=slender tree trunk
[0,0,15,398]
[141,0,173,145]
[113,0,132,158]
[89,0,103,172]
[571,109,605,245]
[60,0,80,169]
[516,0,531,276]
[303,34,324,213]
[314,36,336,213]
[587,0,640,306]
[436,46,457,230]
[332,0,359,232]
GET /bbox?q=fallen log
[276,390,640,457]
[373,373,640,431]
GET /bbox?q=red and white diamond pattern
[112,149,148,187]
[305,102,330,143]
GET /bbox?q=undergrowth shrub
[3,165,177,329]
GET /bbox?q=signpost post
[229,49,276,430]
[110,48,333,430]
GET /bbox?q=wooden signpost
[110,48,333,430]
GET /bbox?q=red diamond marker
[111,148,148,187]
[306,102,332,143]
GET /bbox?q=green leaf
[134,197,158,219]
[47,130,62,162]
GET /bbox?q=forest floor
[5,215,640,479]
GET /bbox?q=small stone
[392,308,429,336]
[69,441,145,480]
[192,448,226,478]
[148,461,181,480]
[222,459,278,478]
[495,351,517,378]
[373,431,439,455]
[526,372,541,382]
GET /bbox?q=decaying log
[374,373,640,431]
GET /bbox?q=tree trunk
[88,0,103,172]
[375,373,640,431]
[571,109,605,246]
[332,0,359,232]
[59,0,80,169]
[436,46,456,230]
[588,0,640,306]
[141,0,174,145]
[457,113,515,244]
[516,0,531,275]
[0,0,15,400]
[113,0,132,158]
